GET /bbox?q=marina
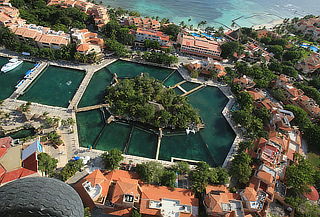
[0,57,35,100]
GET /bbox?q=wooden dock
[170,80,186,89]
[10,62,48,99]
[155,128,163,160]
[181,84,205,96]
[76,103,109,112]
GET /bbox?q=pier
[76,103,109,112]
[68,58,117,110]
[10,62,48,99]
[169,80,186,88]
[155,128,163,160]
[181,84,205,96]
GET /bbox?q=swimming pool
[300,44,319,52]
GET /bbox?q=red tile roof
[0,168,36,185]
[140,184,198,217]
[304,186,319,201]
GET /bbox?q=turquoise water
[76,61,235,166]
[19,66,85,108]
[173,87,184,95]
[180,82,200,92]
[103,0,319,28]
[159,87,235,166]
[0,57,34,100]
[159,133,215,165]
[163,71,184,87]
[189,87,235,165]
[107,60,173,80]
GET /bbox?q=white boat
[1,58,23,73]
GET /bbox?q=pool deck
[177,66,243,168]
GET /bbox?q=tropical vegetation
[105,76,201,129]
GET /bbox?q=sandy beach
[252,19,284,30]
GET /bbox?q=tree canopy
[11,0,88,32]
[101,149,124,170]
[136,162,177,187]
[230,151,252,184]
[59,159,84,181]
[189,162,229,194]
[38,152,58,176]
[220,41,243,59]
[105,76,201,129]
[285,155,316,195]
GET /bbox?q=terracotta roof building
[74,169,199,217]
[296,53,320,74]
[186,58,226,77]
[0,138,42,186]
[204,185,244,217]
[233,75,256,89]
[125,16,160,30]
[133,28,170,47]
[177,34,221,60]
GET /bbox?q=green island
[105,75,201,129]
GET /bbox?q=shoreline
[252,18,284,30]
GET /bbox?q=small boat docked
[1,58,23,73]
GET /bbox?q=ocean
[103,0,320,28]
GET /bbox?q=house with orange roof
[246,89,265,101]
[47,0,109,29]
[233,75,255,89]
[177,33,222,60]
[240,185,269,213]
[74,169,199,217]
[296,95,320,118]
[140,184,199,217]
[186,58,227,78]
[125,16,160,30]
[0,138,43,186]
[294,17,320,41]
[133,28,170,47]
[296,53,320,74]
[270,109,295,131]
[36,32,70,49]
[256,29,279,39]
[71,28,104,54]
[203,185,244,217]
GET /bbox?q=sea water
[103,0,320,27]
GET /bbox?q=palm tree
[197,20,207,29]
[179,21,185,27]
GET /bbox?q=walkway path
[177,85,187,93]
[170,80,186,88]
[181,84,205,96]
[76,103,109,113]
[68,58,117,110]
[10,62,48,99]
